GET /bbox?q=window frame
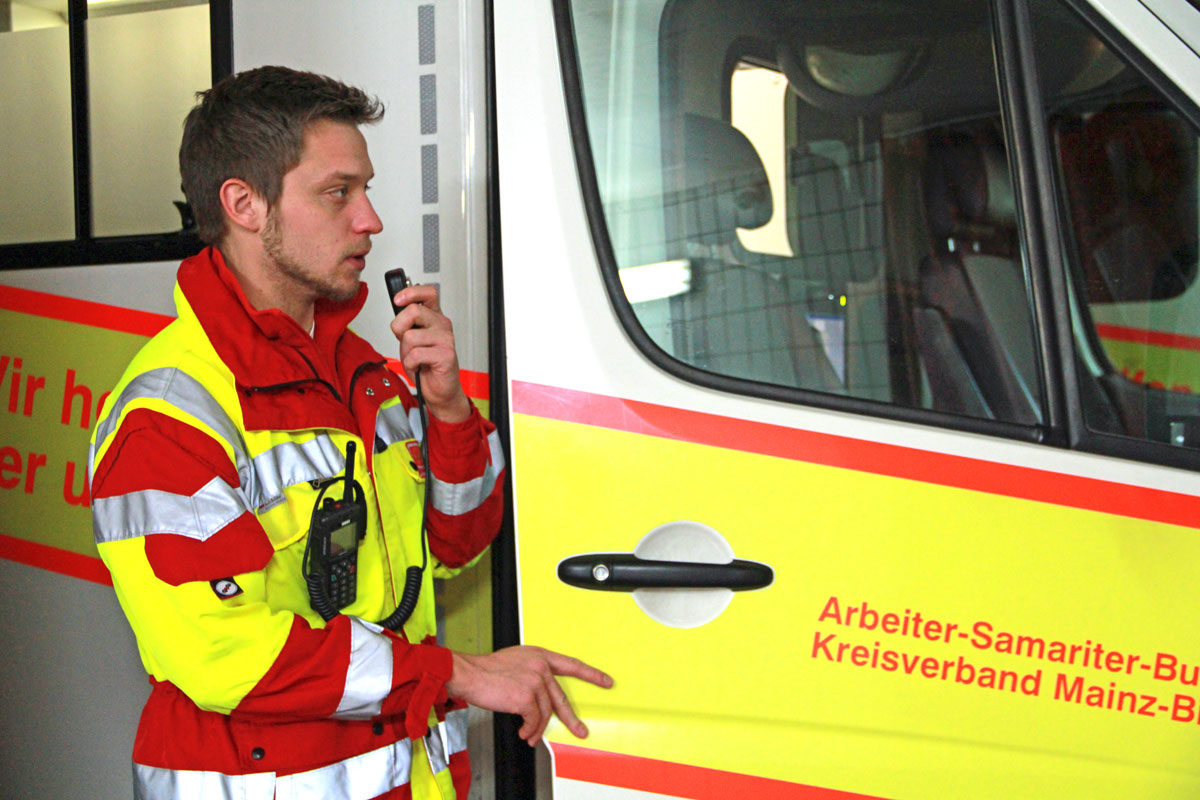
[553,0,1200,473]
[552,0,1047,444]
[1013,0,1200,473]
[0,0,231,270]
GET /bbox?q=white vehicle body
[2,0,1200,798]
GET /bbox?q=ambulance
[1,0,1199,797]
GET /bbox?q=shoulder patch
[210,577,244,599]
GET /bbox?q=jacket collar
[176,246,373,391]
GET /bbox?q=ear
[218,178,268,234]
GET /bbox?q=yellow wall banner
[0,283,491,585]
[0,284,169,583]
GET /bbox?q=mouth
[345,246,371,270]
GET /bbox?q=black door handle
[558,553,773,592]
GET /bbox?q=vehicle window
[567,0,1046,427]
[1032,0,1200,450]
[0,0,213,247]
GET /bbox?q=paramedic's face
[262,119,383,304]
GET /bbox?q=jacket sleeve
[423,401,506,574]
[91,406,451,732]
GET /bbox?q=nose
[354,194,384,235]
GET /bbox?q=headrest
[1072,106,1193,232]
[1057,105,1197,301]
[675,113,772,246]
[924,130,1016,243]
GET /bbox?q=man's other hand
[446,646,613,746]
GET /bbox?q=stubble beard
[261,210,361,304]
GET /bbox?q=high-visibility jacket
[89,247,505,800]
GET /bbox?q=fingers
[390,302,451,344]
[527,651,611,746]
[544,672,588,741]
[516,668,554,746]
[544,650,614,689]
[447,646,611,749]
[392,283,441,313]
[398,323,455,359]
[531,679,553,744]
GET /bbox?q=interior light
[619,259,692,304]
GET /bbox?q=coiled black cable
[377,369,431,631]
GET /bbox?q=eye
[328,186,349,200]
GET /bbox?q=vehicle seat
[916,129,1042,424]
[676,112,773,248]
[673,113,843,393]
[1055,103,1198,304]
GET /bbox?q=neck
[218,238,316,330]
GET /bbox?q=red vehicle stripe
[0,534,112,586]
[0,283,173,337]
[551,742,885,799]
[0,285,491,400]
[385,357,489,401]
[512,380,1200,530]
[1095,323,1200,353]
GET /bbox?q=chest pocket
[249,433,349,550]
[373,400,422,475]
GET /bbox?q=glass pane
[0,4,74,244]
[88,0,210,237]
[1032,0,1200,449]
[569,0,1045,425]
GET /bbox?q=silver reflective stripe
[274,738,414,800]
[430,428,506,516]
[90,365,351,528]
[333,618,393,720]
[410,407,425,442]
[134,737,416,800]
[133,763,275,800]
[424,707,470,774]
[93,367,246,474]
[250,435,345,511]
[91,366,263,530]
[93,477,250,545]
[374,401,415,452]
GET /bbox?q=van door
[495,0,1200,797]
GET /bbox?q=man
[89,65,610,800]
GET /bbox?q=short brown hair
[180,65,384,244]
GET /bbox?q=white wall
[0,561,149,800]
[233,0,491,375]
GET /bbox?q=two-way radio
[303,268,431,631]
[302,440,367,620]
